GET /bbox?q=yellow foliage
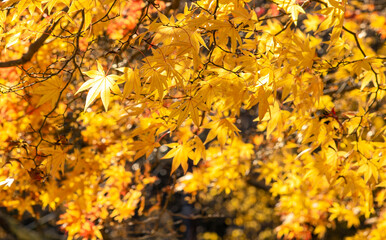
[0,0,384,239]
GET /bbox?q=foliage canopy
[0,0,385,239]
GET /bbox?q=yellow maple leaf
[41,147,67,178]
[76,61,121,111]
[35,76,65,107]
[116,67,141,99]
[169,97,207,128]
[162,144,191,174]
[187,136,206,165]
[131,135,161,160]
[304,14,321,32]
[275,0,305,25]
[204,118,240,146]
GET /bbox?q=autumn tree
[0,0,385,239]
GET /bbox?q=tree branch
[0,7,69,68]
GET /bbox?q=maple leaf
[169,97,207,128]
[187,136,206,165]
[40,147,67,179]
[162,143,191,174]
[304,14,321,32]
[76,61,121,111]
[204,118,240,147]
[131,134,161,160]
[116,67,141,99]
[35,76,65,107]
[0,178,14,188]
[287,4,305,25]
[274,0,305,25]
